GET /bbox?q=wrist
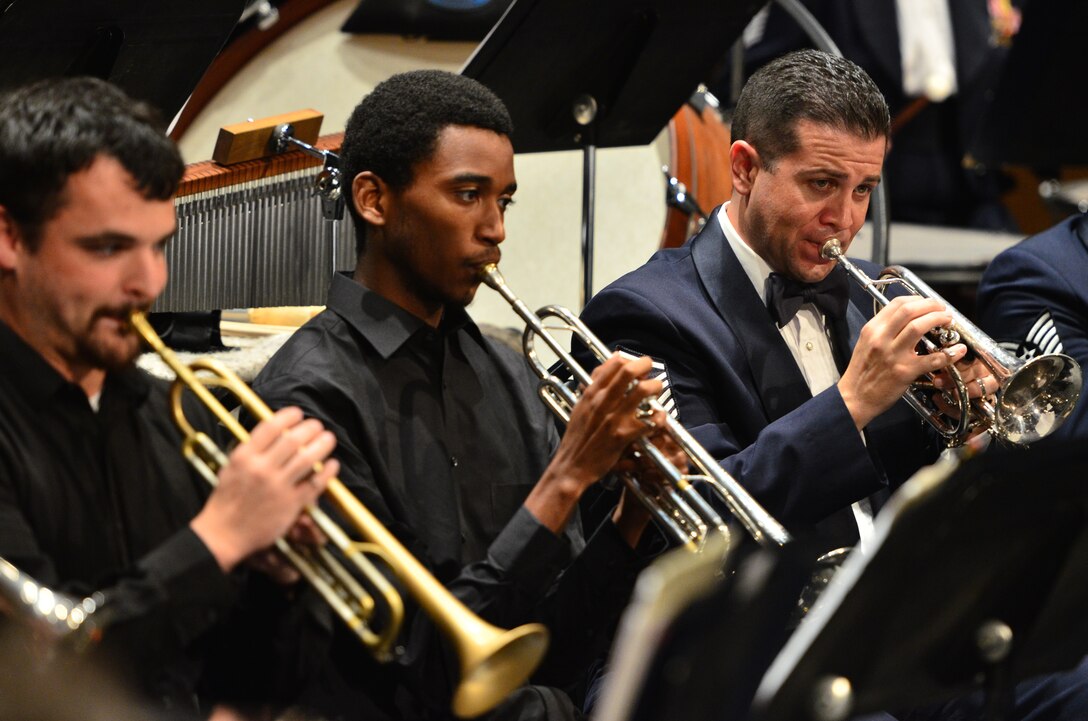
[190,512,245,573]
[522,465,589,534]
[837,380,874,432]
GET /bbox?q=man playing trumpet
[579,49,1088,719]
[0,77,340,715]
[252,70,673,721]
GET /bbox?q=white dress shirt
[717,205,874,547]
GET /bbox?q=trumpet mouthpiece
[820,238,843,260]
[478,263,502,289]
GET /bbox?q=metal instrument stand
[462,0,766,308]
[751,441,1088,721]
[271,123,347,279]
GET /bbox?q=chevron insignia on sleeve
[616,346,678,419]
[996,310,1064,360]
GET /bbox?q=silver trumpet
[821,238,1082,446]
[0,555,105,650]
[480,264,791,551]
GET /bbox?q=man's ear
[729,140,761,196]
[353,171,388,227]
[0,207,22,271]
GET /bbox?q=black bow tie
[766,270,849,327]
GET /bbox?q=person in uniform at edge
[579,49,1088,720]
[978,214,1088,442]
[0,76,341,717]
[251,70,673,721]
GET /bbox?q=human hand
[525,354,663,533]
[929,355,999,439]
[245,514,330,585]
[191,406,339,572]
[610,427,687,548]
[549,353,664,492]
[838,296,967,431]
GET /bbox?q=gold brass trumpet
[129,311,548,719]
[820,239,1083,446]
[479,264,791,552]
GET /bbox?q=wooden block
[212,109,323,165]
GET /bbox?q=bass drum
[660,89,733,249]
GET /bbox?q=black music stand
[0,0,246,122]
[970,0,1088,169]
[751,441,1088,721]
[593,534,814,721]
[461,0,765,306]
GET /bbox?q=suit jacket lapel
[690,217,813,423]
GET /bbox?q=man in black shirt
[252,70,670,720]
[0,77,340,714]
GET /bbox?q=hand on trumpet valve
[838,296,965,431]
[610,414,687,548]
[247,514,330,586]
[546,354,665,490]
[190,406,340,574]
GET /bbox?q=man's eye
[88,244,120,257]
[811,179,832,190]
[455,189,480,202]
[855,185,874,196]
[499,197,515,211]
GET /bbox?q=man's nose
[123,247,167,302]
[479,202,506,245]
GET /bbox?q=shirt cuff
[134,527,238,646]
[485,506,572,598]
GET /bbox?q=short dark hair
[731,50,890,169]
[340,70,513,257]
[0,76,184,250]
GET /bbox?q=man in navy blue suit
[580,49,1088,719]
[977,215,1088,442]
[581,50,993,555]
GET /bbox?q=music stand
[594,533,814,721]
[751,441,1088,721]
[0,0,246,122]
[461,0,765,306]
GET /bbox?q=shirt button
[450,455,459,467]
[805,341,814,351]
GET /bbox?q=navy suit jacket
[579,212,939,545]
[977,215,1088,442]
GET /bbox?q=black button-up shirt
[0,319,307,712]
[252,273,644,720]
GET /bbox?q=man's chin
[82,337,143,373]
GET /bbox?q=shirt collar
[715,202,775,308]
[0,318,150,408]
[325,272,481,359]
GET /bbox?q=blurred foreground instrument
[0,556,104,650]
[480,264,791,552]
[129,310,548,718]
[821,239,1082,446]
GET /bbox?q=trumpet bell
[454,622,549,718]
[996,353,1083,444]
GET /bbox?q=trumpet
[129,311,548,719]
[479,264,791,551]
[0,555,104,650]
[820,238,1083,446]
